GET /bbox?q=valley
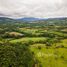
[0,17,67,67]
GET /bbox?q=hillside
[0,17,17,23]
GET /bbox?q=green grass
[10,37,47,44]
[29,40,67,67]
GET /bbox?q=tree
[0,42,34,67]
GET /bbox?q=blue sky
[0,0,67,18]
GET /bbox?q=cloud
[0,0,67,18]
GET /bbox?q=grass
[10,37,47,44]
[54,39,67,48]
[29,39,67,67]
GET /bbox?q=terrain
[0,17,67,67]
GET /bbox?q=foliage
[0,42,34,67]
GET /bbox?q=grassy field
[10,37,47,44]
[30,39,67,67]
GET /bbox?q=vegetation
[0,17,67,67]
[0,42,34,67]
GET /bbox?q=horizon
[0,16,67,19]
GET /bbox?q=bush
[38,46,41,50]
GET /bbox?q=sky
[0,0,67,18]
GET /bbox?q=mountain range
[0,16,67,22]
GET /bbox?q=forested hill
[0,17,67,26]
[35,17,67,26]
[0,17,17,23]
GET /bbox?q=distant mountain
[46,17,67,20]
[16,17,67,22]
[36,17,67,26]
[0,17,12,20]
[0,17,67,26]
[17,17,45,21]
[0,17,17,23]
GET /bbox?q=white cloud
[0,0,67,18]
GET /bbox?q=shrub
[38,46,41,50]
